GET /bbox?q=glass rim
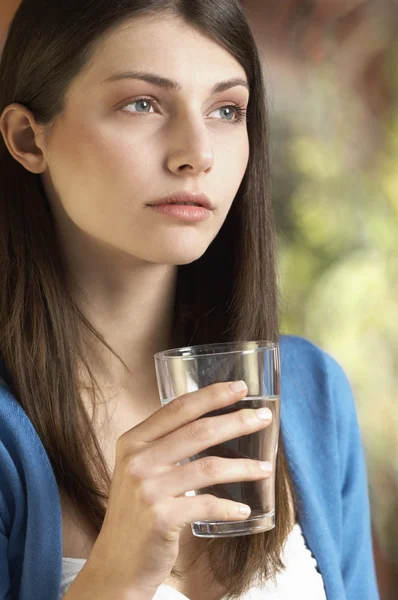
[154,340,279,360]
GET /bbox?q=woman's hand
[75,381,273,597]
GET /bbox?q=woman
[0,1,379,599]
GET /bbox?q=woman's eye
[209,105,246,123]
[122,99,155,113]
[211,106,235,120]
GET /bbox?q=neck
[63,238,179,396]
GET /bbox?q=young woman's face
[41,14,250,265]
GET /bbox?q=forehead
[80,13,248,89]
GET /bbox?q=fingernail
[229,380,247,393]
[259,461,272,472]
[256,407,272,421]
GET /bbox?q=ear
[0,103,48,174]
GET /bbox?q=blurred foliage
[270,37,398,561]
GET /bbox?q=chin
[141,241,211,266]
[154,249,208,266]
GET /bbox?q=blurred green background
[242,2,398,592]
[2,0,398,597]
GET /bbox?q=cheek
[57,124,144,180]
[235,137,250,179]
[215,133,249,197]
[46,117,158,210]
[43,117,171,256]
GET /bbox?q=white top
[59,523,326,599]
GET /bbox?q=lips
[147,192,213,210]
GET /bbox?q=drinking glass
[154,341,280,538]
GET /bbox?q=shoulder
[280,335,363,484]
[279,334,359,471]
[280,338,378,599]
[0,360,47,449]
[0,372,34,447]
[280,333,354,419]
[0,374,55,534]
[0,372,63,596]
[280,334,349,384]
[0,382,29,529]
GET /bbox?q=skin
[0,13,250,405]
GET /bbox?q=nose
[166,111,214,176]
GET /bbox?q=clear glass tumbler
[154,341,280,538]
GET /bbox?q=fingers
[147,403,272,467]
[121,381,250,444]
[139,457,273,503]
[151,494,255,542]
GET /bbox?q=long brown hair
[0,1,296,597]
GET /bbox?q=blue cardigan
[0,335,379,599]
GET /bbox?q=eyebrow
[102,71,249,95]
